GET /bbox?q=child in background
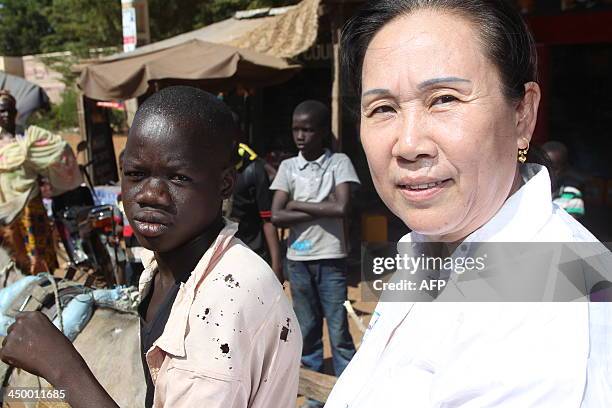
[271,100,360,408]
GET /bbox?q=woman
[0,90,81,274]
[325,1,610,407]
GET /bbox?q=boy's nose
[135,178,172,210]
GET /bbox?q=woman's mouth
[397,179,452,202]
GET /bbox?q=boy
[270,100,360,408]
[0,86,301,408]
[230,141,283,282]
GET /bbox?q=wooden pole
[330,4,344,152]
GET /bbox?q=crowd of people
[0,0,609,407]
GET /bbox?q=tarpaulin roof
[0,72,50,127]
[78,40,301,100]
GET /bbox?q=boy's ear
[220,166,236,200]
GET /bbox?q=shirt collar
[297,149,331,170]
[403,164,553,244]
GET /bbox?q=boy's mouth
[132,212,171,238]
[132,220,169,238]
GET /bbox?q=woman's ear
[220,166,236,200]
[515,82,541,148]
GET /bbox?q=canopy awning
[78,39,301,100]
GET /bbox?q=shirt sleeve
[269,160,291,193]
[247,298,302,408]
[334,154,361,186]
[252,160,273,220]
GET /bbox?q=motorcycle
[51,142,123,288]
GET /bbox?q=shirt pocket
[155,359,247,408]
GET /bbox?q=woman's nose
[135,178,172,209]
[392,111,438,162]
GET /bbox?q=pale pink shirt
[139,221,301,407]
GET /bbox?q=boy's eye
[293,127,314,133]
[170,174,192,183]
[124,170,145,179]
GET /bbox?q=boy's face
[121,115,233,253]
[292,112,325,155]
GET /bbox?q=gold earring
[517,142,529,164]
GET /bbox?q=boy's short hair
[132,86,238,165]
[293,100,331,130]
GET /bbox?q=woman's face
[360,9,538,242]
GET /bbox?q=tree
[0,0,297,56]
[41,0,122,57]
[0,0,53,56]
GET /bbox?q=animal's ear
[220,166,235,200]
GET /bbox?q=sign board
[121,0,150,52]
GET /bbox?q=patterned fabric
[4,194,58,274]
[0,126,82,225]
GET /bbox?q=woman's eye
[371,105,396,115]
[432,95,458,106]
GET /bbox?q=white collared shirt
[325,165,611,408]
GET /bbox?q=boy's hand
[1,311,81,382]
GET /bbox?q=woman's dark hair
[341,0,537,103]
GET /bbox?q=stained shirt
[270,149,360,261]
[138,221,302,407]
[325,164,611,408]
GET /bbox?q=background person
[271,100,360,408]
[0,90,81,274]
[325,1,611,407]
[542,140,586,218]
[229,142,283,282]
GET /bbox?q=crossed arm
[270,182,351,228]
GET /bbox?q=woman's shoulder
[538,205,599,243]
